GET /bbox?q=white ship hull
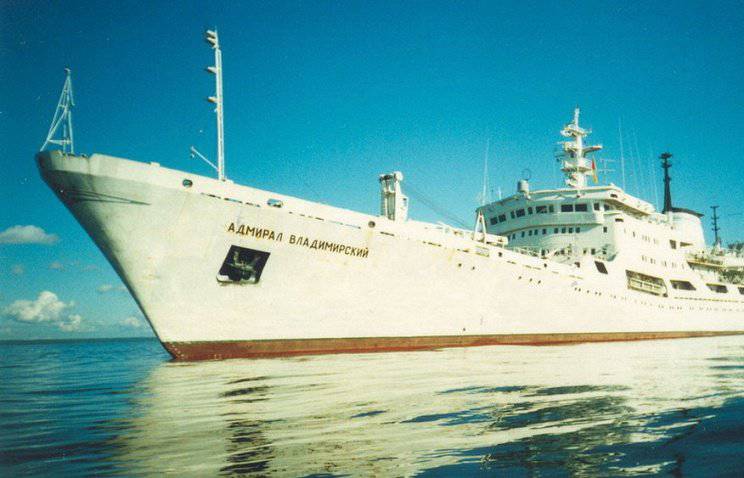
[37,151,744,359]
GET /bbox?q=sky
[1,0,743,340]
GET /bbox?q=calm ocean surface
[1,336,743,477]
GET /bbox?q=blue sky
[1,1,743,339]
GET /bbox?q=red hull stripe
[163,331,744,360]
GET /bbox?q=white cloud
[2,291,83,332]
[97,284,114,293]
[0,225,59,245]
[59,314,82,332]
[49,261,64,270]
[11,264,24,275]
[120,316,143,328]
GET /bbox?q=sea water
[1,336,743,476]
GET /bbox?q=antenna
[480,138,490,206]
[205,28,226,181]
[41,68,75,154]
[618,118,626,191]
[711,205,721,247]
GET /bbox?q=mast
[205,29,226,181]
[41,68,75,154]
[711,205,721,248]
[559,107,602,189]
[660,152,673,213]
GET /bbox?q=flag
[591,159,598,184]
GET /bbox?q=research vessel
[37,31,744,359]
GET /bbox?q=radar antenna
[41,68,75,154]
[558,107,602,189]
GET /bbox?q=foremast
[40,68,75,154]
[559,107,602,189]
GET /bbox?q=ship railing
[509,246,543,258]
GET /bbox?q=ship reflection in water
[111,336,744,476]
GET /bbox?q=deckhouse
[475,108,741,298]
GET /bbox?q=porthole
[368,221,376,228]
[182,179,193,188]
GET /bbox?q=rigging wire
[404,181,470,229]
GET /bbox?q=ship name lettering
[288,234,368,258]
[227,222,282,242]
[231,224,367,258]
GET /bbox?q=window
[670,240,677,249]
[626,270,667,296]
[594,203,601,211]
[739,287,744,295]
[603,226,608,233]
[516,209,526,217]
[498,214,506,223]
[604,204,612,211]
[536,205,547,213]
[490,216,498,225]
[561,227,567,233]
[528,230,533,236]
[510,211,516,219]
[542,228,547,235]
[549,205,555,213]
[671,280,696,291]
[591,248,596,255]
[575,203,588,212]
[576,227,581,233]
[595,261,608,274]
[568,227,574,233]
[707,284,728,294]
[554,228,559,233]
[528,207,533,214]
[521,231,525,237]
[561,204,574,212]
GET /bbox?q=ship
[36,31,744,360]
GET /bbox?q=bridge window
[739,287,744,295]
[528,207,533,214]
[670,240,677,249]
[516,209,525,217]
[549,205,555,213]
[490,216,498,225]
[561,204,574,212]
[595,261,608,274]
[707,284,728,294]
[671,280,696,291]
[510,211,515,219]
[575,203,588,212]
[536,205,548,213]
[498,214,506,222]
[594,203,601,211]
[554,228,559,233]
